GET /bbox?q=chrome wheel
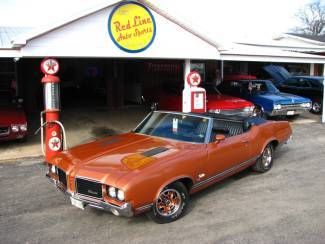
[312,102,321,113]
[156,189,181,217]
[262,146,272,168]
[252,144,274,173]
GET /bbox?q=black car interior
[209,115,266,141]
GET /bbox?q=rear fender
[261,137,278,154]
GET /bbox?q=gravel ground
[0,115,325,244]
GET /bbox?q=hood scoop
[122,147,170,170]
[141,147,169,157]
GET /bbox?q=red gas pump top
[41,58,60,76]
[186,71,201,87]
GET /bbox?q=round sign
[41,58,60,75]
[187,71,202,87]
[48,137,61,151]
[108,2,156,53]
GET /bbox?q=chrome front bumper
[209,109,254,117]
[269,107,310,116]
[46,174,133,217]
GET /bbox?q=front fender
[153,175,195,200]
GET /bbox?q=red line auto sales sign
[108,2,156,53]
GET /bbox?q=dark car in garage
[264,65,324,113]
[0,92,27,142]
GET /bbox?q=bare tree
[295,0,325,35]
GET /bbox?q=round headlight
[11,125,19,132]
[108,186,116,198]
[19,124,27,131]
[302,102,311,108]
[274,104,282,110]
[117,189,125,201]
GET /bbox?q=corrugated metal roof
[0,26,33,49]
[220,43,325,64]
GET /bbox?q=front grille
[57,168,67,188]
[210,108,252,116]
[76,178,102,199]
[281,104,303,110]
[0,126,9,137]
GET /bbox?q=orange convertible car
[46,111,292,223]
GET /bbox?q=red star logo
[51,139,60,149]
[192,74,200,85]
[46,60,57,72]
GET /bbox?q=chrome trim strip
[132,111,153,132]
[205,117,213,144]
[75,176,101,183]
[155,110,212,120]
[0,127,10,137]
[192,155,260,189]
[136,203,153,212]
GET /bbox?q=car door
[198,120,252,182]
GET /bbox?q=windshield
[134,112,209,143]
[244,80,279,94]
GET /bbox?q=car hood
[53,133,188,184]
[0,107,26,125]
[207,94,252,109]
[255,92,310,104]
[263,65,291,84]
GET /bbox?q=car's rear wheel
[149,182,189,224]
[252,144,273,173]
[311,101,322,114]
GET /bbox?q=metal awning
[220,43,325,64]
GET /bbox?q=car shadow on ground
[91,126,120,137]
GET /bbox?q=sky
[0,0,312,42]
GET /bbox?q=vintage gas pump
[182,71,206,113]
[39,58,67,162]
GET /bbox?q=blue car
[219,79,312,117]
[264,65,324,114]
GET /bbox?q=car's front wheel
[311,101,322,114]
[149,182,189,224]
[253,106,265,118]
[252,143,273,173]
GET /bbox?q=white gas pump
[182,71,206,113]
